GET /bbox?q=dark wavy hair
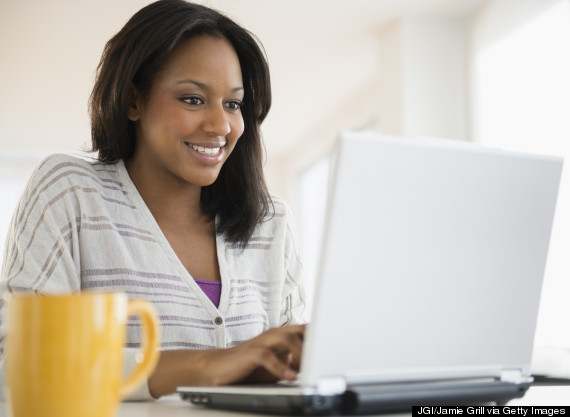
[89,0,272,247]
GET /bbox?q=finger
[282,324,306,339]
[266,326,304,353]
[255,349,298,381]
[274,351,294,365]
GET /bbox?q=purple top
[194,278,222,308]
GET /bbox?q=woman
[0,0,306,400]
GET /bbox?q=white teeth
[190,144,222,155]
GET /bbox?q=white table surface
[1,385,569,417]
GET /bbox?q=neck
[124,158,208,228]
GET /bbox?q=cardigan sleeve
[0,157,82,294]
[0,157,83,400]
[279,202,307,326]
[0,156,155,401]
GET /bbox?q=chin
[187,173,221,188]
[199,179,218,187]
[180,164,226,188]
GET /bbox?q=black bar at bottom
[412,406,570,417]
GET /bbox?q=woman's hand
[205,324,305,385]
[148,324,305,398]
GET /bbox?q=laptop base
[179,390,344,416]
[345,380,531,414]
[179,380,531,415]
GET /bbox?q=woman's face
[129,35,245,188]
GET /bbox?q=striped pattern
[0,154,306,400]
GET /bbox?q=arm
[147,201,309,398]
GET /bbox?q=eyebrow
[175,78,244,93]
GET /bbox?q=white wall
[0,1,147,155]
[401,17,468,141]
[467,0,565,146]
[292,15,471,312]
[274,15,470,205]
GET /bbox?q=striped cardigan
[0,154,306,400]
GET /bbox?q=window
[473,0,570,347]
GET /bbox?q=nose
[202,104,231,137]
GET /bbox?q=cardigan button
[214,316,223,325]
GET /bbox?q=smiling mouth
[184,142,226,155]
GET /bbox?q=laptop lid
[300,130,563,391]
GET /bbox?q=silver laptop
[179,130,563,414]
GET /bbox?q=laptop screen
[301,131,563,388]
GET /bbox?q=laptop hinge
[316,376,347,395]
[500,369,524,384]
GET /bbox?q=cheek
[140,101,175,135]
[143,95,194,134]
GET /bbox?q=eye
[225,100,243,111]
[181,96,204,106]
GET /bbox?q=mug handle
[119,299,161,399]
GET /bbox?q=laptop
[178,130,563,414]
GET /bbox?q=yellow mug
[5,292,160,417]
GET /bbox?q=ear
[128,85,141,122]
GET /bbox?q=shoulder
[246,193,298,243]
[32,153,104,177]
[22,153,123,204]
[268,193,292,215]
[29,153,119,187]
[266,193,295,223]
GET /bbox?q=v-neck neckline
[116,159,229,315]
